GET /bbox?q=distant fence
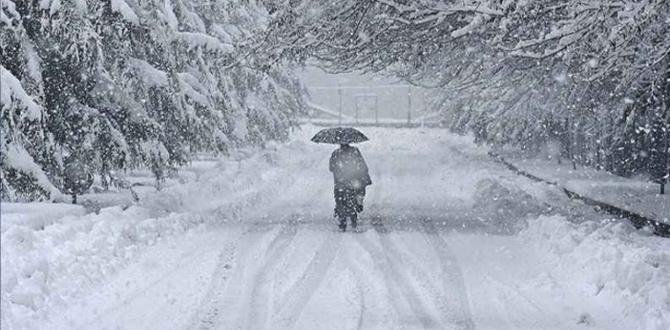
[303,89,442,128]
[298,117,443,128]
[305,84,438,126]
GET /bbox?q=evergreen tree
[1,0,307,201]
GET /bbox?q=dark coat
[329,145,372,189]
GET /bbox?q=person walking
[330,143,372,231]
[311,127,372,232]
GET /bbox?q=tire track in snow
[369,215,450,303]
[355,228,442,329]
[421,218,476,330]
[244,217,301,330]
[361,218,408,325]
[373,222,443,301]
[189,221,286,329]
[274,229,341,329]
[189,231,244,330]
[372,217,472,328]
[341,235,397,329]
[353,280,366,330]
[78,231,240,330]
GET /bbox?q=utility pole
[374,96,379,125]
[407,85,412,125]
[338,84,343,125]
[355,99,359,124]
[420,89,426,128]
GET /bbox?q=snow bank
[0,205,214,329]
[0,140,312,328]
[138,140,318,218]
[473,177,549,233]
[1,203,85,232]
[519,216,670,330]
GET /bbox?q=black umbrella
[311,127,369,144]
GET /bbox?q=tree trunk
[72,194,77,204]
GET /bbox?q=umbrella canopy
[311,127,369,144]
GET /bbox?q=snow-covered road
[3,127,669,330]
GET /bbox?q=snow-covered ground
[2,126,669,330]
[502,156,669,224]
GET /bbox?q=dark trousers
[334,187,364,228]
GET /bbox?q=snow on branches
[261,0,669,180]
[0,0,308,201]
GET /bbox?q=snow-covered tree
[262,0,669,180]
[1,0,307,201]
